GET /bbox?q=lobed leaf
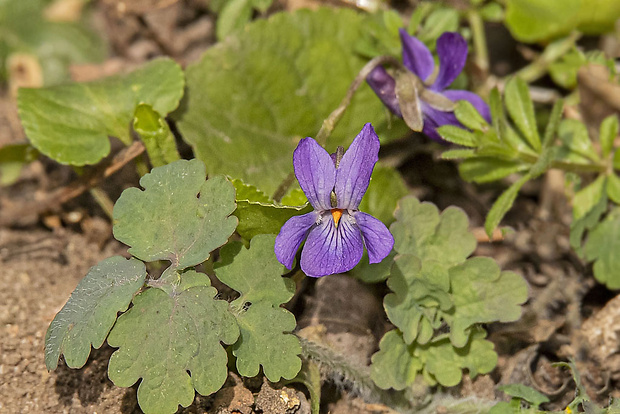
[176,8,407,195]
[113,159,238,269]
[133,103,180,167]
[448,257,528,347]
[18,58,184,166]
[391,196,476,265]
[45,256,146,370]
[107,271,239,414]
[215,235,301,381]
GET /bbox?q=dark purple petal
[421,103,460,142]
[275,211,320,269]
[432,32,468,91]
[399,28,434,82]
[334,123,380,209]
[354,212,394,264]
[293,137,336,211]
[366,66,402,117]
[300,212,364,277]
[443,89,491,123]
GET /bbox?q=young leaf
[437,125,478,147]
[107,271,239,414]
[113,159,237,269]
[573,175,607,220]
[558,119,600,163]
[391,196,476,266]
[459,157,529,183]
[18,58,184,166]
[0,143,37,186]
[358,165,409,225]
[498,384,550,408]
[45,256,146,371]
[454,100,489,131]
[133,103,180,167]
[485,174,531,237]
[371,329,422,390]
[584,207,620,289]
[176,8,407,194]
[600,115,619,158]
[504,77,541,151]
[232,179,312,240]
[215,235,301,381]
[448,257,528,347]
[384,254,453,345]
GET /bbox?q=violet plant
[19,3,620,413]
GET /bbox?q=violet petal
[421,103,461,142]
[354,212,394,264]
[442,89,492,123]
[293,137,336,210]
[366,66,402,117]
[300,212,364,277]
[432,32,468,91]
[274,211,319,269]
[399,28,434,82]
[334,123,380,209]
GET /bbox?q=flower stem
[315,55,401,147]
[467,9,489,82]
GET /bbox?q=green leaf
[358,165,409,225]
[440,148,476,160]
[384,254,453,345]
[350,250,395,284]
[108,271,239,414]
[504,77,540,151]
[607,174,620,204]
[216,0,253,40]
[454,100,489,131]
[391,196,476,265]
[505,0,620,42]
[133,103,180,167]
[557,119,599,163]
[485,174,531,237]
[371,329,422,390]
[459,157,529,183]
[215,235,301,381]
[548,48,613,89]
[600,115,618,158]
[498,384,550,408]
[18,58,184,166]
[232,179,312,240]
[438,125,478,147]
[569,185,607,251]
[371,329,497,389]
[573,175,607,220]
[113,159,238,269]
[45,256,146,370]
[176,8,407,195]
[479,2,504,22]
[418,8,460,46]
[448,257,528,347]
[585,207,620,289]
[0,143,37,185]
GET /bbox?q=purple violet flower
[367,29,491,142]
[274,123,394,278]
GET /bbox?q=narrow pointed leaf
[485,174,531,237]
[600,115,619,158]
[504,77,541,151]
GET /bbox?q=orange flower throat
[331,208,343,227]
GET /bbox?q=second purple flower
[367,29,491,142]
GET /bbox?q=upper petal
[293,137,336,210]
[432,32,467,91]
[442,89,491,123]
[399,28,434,82]
[334,123,380,209]
[300,212,364,277]
[366,66,402,117]
[274,211,319,269]
[353,212,394,264]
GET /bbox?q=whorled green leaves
[176,8,406,195]
[215,235,301,381]
[373,196,527,388]
[107,271,239,414]
[44,256,146,370]
[113,159,238,269]
[18,58,184,165]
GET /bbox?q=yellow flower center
[331,208,343,227]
